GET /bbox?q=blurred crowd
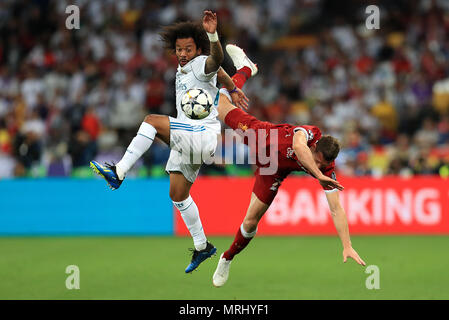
[0,0,449,179]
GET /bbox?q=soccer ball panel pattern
[181,88,213,119]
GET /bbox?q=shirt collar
[177,55,201,73]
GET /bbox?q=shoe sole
[226,44,258,76]
[185,248,217,274]
[213,281,224,288]
[90,162,117,190]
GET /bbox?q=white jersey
[175,55,221,134]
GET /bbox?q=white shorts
[165,117,218,183]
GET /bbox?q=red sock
[231,66,252,89]
[222,226,254,260]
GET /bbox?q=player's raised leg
[213,193,269,287]
[90,114,170,190]
[217,44,258,122]
[226,44,258,89]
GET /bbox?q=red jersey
[275,124,336,188]
[225,108,338,205]
[246,122,336,189]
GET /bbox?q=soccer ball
[181,88,213,119]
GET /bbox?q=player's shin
[115,122,157,180]
[173,195,207,251]
[222,223,257,260]
[225,44,257,87]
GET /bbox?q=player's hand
[203,10,217,34]
[230,87,249,110]
[343,247,366,266]
[317,175,344,191]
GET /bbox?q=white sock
[116,122,157,180]
[240,223,257,238]
[173,195,207,251]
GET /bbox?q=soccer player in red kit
[212,45,366,287]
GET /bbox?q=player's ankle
[195,241,207,251]
[115,163,126,180]
[237,66,252,80]
[222,251,233,261]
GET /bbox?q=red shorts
[225,108,285,205]
[252,167,286,205]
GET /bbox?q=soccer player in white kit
[90,11,248,273]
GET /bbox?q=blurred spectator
[145,71,166,114]
[371,91,398,144]
[0,0,448,179]
[437,115,449,144]
[68,129,97,168]
[414,117,439,148]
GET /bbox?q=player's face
[313,150,331,170]
[175,38,201,67]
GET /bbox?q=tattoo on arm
[217,67,235,91]
[205,40,224,74]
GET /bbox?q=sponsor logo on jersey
[175,78,187,91]
[238,122,248,132]
[286,147,294,159]
[270,179,282,191]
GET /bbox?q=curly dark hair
[159,21,210,55]
[316,135,341,162]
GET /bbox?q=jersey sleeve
[322,164,338,193]
[293,125,322,147]
[190,55,217,82]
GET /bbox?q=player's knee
[143,114,170,138]
[144,114,157,126]
[169,189,179,202]
[169,189,189,203]
[242,218,258,233]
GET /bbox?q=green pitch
[0,236,447,300]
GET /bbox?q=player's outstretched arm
[325,191,366,266]
[203,11,224,74]
[292,131,344,191]
[217,67,249,110]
